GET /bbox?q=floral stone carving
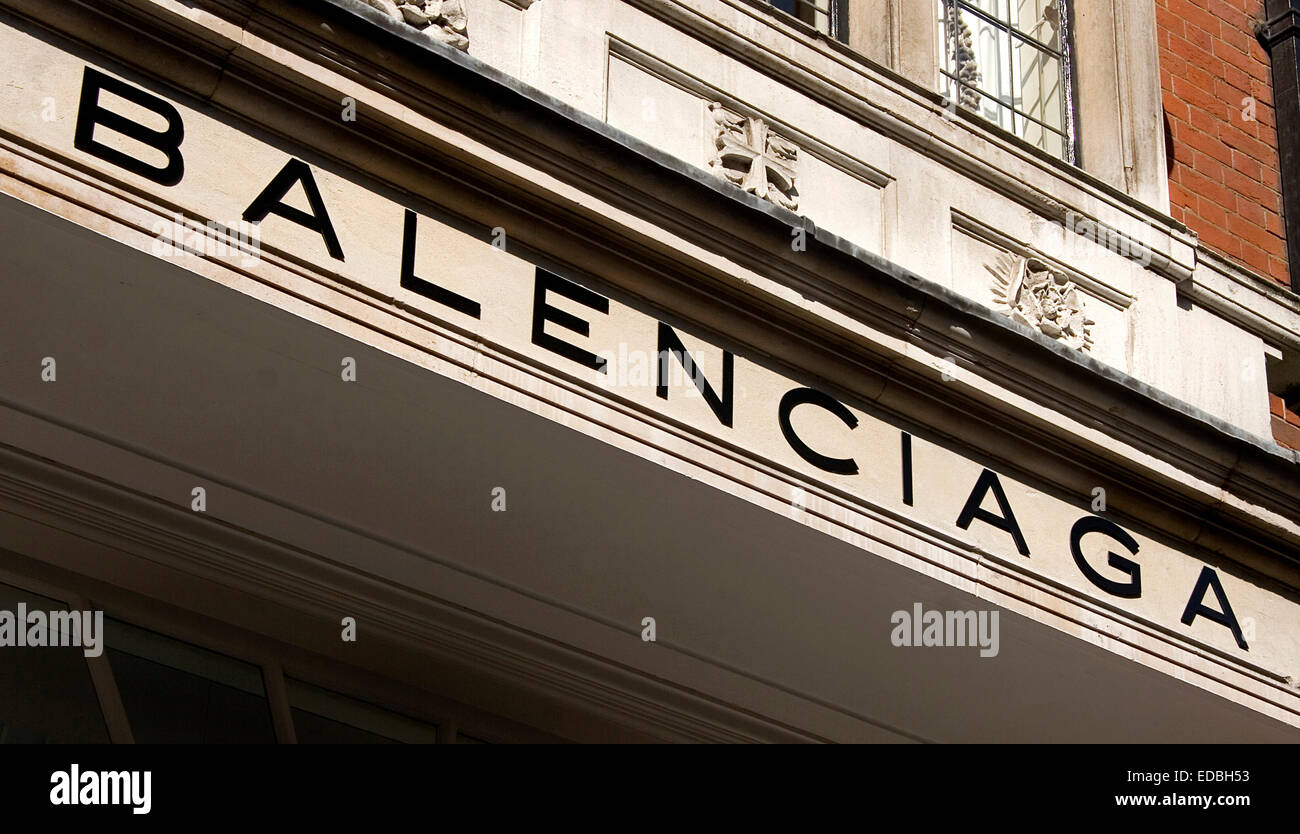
[363,0,469,50]
[990,253,1095,351]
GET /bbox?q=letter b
[74,67,184,186]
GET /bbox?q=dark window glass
[765,0,848,42]
[287,679,438,744]
[105,619,275,743]
[0,582,108,743]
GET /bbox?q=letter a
[243,159,345,260]
[955,469,1030,556]
[51,771,70,805]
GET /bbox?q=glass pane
[105,619,276,743]
[1010,0,1061,48]
[1039,127,1066,160]
[1015,39,1065,149]
[770,0,832,35]
[803,0,831,34]
[287,679,439,744]
[0,582,108,743]
[1016,113,1066,158]
[965,0,1010,23]
[953,6,1017,133]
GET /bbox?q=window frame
[761,0,851,44]
[940,0,1081,165]
[0,565,522,744]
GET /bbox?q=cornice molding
[1188,246,1300,354]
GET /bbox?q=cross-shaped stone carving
[708,103,799,211]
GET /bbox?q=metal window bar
[943,0,1078,164]
[767,0,849,43]
[955,0,1064,56]
[940,68,1069,139]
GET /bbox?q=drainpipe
[1261,0,1300,291]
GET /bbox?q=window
[104,618,278,743]
[940,0,1078,162]
[0,582,109,743]
[766,0,850,43]
[0,571,512,743]
[286,678,440,744]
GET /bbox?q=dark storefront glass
[0,582,109,743]
[105,619,276,743]
[287,678,438,743]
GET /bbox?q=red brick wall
[1269,393,1300,449]
[1156,0,1290,287]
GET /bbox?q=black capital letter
[532,268,609,373]
[1181,567,1248,650]
[901,432,914,506]
[1070,515,1141,598]
[656,322,734,427]
[778,388,858,475]
[956,469,1030,556]
[243,159,344,260]
[74,66,184,185]
[400,210,480,318]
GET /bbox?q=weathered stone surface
[363,0,468,50]
[708,103,799,211]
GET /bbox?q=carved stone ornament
[708,103,799,211]
[990,253,1095,351]
[363,0,469,50]
[945,1,981,111]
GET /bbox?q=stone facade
[0,0,1294,744]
